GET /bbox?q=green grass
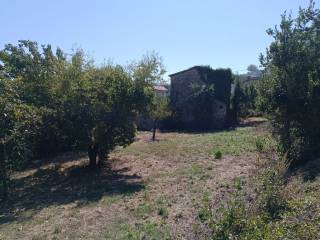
[132,202,153,218]
[120,127,273,161]
[204,128,274,157]
[119,138,180,158]
[105,221,172,240]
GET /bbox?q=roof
[169,66,213,77]
[153,85,168,91]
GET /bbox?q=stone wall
[169,67,231,130]
[170,68,202,107]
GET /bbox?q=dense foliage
[235,81,259,118]
[258,1,320,165]
[0,41,161,200]
[196,67,232,106]
[173,66,232,130]
[229,75,258,125]
[233,64,261,119]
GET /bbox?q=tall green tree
[258,1,320,165]
[128,51,168,138]
[84,65,140,167]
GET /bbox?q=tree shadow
[296,158,320,182]
[23,151,87,171]
[159,126,237,135]
[160,118,268,135]
[0,158,144,225]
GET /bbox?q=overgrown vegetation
[200,157,320,240]
[258,1,320,165]
[231,64,261,120]
[236,81,259,118]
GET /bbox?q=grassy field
[0,118,279,239]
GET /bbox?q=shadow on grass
[159,126,237,135]
[0,158,144,225]
[22,151,87,171]
[160,118,268,135]
[297,158,320,182]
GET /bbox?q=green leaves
[129,51,166,85]
[258,0,320,165]
[150,96,170,121]
[0,40,162,174]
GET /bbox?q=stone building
[169,66,232,129]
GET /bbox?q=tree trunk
[98,150,105,168]
[0,140,8,202]
[152,120,157,141]
[88,143,98,168]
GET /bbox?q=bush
[214,150,222,159]
[157,207,168,218]
[255,138,265,152]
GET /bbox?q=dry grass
[0,118,272,240]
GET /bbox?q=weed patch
[200,159,320,239]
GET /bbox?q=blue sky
[1,0,312,78]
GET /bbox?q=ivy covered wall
[169,66,232,130]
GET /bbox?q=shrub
[158,207,168,218]
[255,138,265,152]
[214,150,222,159]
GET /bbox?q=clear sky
[1,0,313,78]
